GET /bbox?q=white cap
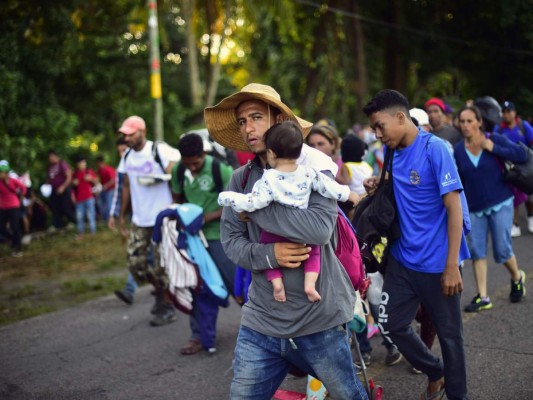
[409,108,430,126]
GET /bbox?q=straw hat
[204,83,313,152]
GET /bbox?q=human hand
[348,192,362,207]
[56,186,65,194]
[108,216,116,231]
[274,242,311,268]
[119,216,128,239]
[441,263,463,296]
[238,211,251,222]
[481,137,494,152]
[363,176,379,195]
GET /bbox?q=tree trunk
[205,0,231,106]
[182,0,202,107]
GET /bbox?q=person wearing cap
[494,101,533,236]
[47,150,76,230]
[0,161,27,257]
[115,115,181,326]
[425,97,462,146]
[205,83,367,399]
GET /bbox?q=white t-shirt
[117,140,180,227]
[297,144,338,177]
[218,165,350,212]
[344,161,373,195]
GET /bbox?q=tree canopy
[1,0,532,183]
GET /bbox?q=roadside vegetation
[0,227,129,326]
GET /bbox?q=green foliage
[1,0,533,176]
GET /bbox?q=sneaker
[367,324,380,339]
[385,346,402,366]
[114,290,134,305]
[355,352,371,367]
[150,304,177,327]
[11,251,23,258]
[511,224,521,238]
[412,366,423,374]
[464,294,493,312]
[528,216,533,234]
[510,270,526,303]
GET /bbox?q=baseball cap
[409,108,429,126]
[502,101,516,112]
[118,116,146,135]
[0,160,10,172]
[424,97,446,112]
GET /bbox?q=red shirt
[97,164,116,191]
[0,177,27,209]
[73,169,97,203]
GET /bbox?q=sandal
[180,339,203,356]
[420,378,445,400]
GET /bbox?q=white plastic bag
[367,271,384,306]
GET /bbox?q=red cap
[118,116,146,135]
[424,98,446,112]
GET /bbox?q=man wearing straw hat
[205,84,367,399]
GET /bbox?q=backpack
[241,162,365,290]
[175,157,224,202]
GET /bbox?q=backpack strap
[241,162,253,191]
[152,140,166,173]
[176,162,187,202]
[211,158,223,193]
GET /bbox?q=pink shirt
[0,178,27,209]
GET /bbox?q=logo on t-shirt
[409,169,421,185]
[441,172,458,187]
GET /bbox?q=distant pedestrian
[425,97,462,146]
[47,150,76,229]
[95,155,116,222]
[493,100,533,236]
[72,155,98,239]
[0,160,27,257]
[337,134,373,195]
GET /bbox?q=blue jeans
[97,190,113,221]
[467,201,514,263]
[124,273,138,295]
[75,198,96,234]
[230,325,368,400]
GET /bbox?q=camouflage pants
[127,224,165,284]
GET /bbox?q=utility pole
[147,0,164,141]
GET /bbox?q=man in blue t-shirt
[362,90,470,400]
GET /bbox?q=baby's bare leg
[304,272,321,302]
[271,277,286,302]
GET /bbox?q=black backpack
[175,158,224,202]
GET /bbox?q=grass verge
[0,226,129,326]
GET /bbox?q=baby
[218,121,360,302]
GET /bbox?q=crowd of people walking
[1,83,531,400]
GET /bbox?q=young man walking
[363,90,471,400]
[205,83,367,400]
[171,133,236,355]
[116,115,180,326]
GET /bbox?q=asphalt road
[1,218,532,400]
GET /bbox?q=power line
[292,0,533,58]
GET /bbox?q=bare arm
[119,174,131,238]
[441,190,464,296]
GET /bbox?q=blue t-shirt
[391,129,470,273]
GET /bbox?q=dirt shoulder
[0,226,130,326]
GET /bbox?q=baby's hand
[238,211,251,222]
